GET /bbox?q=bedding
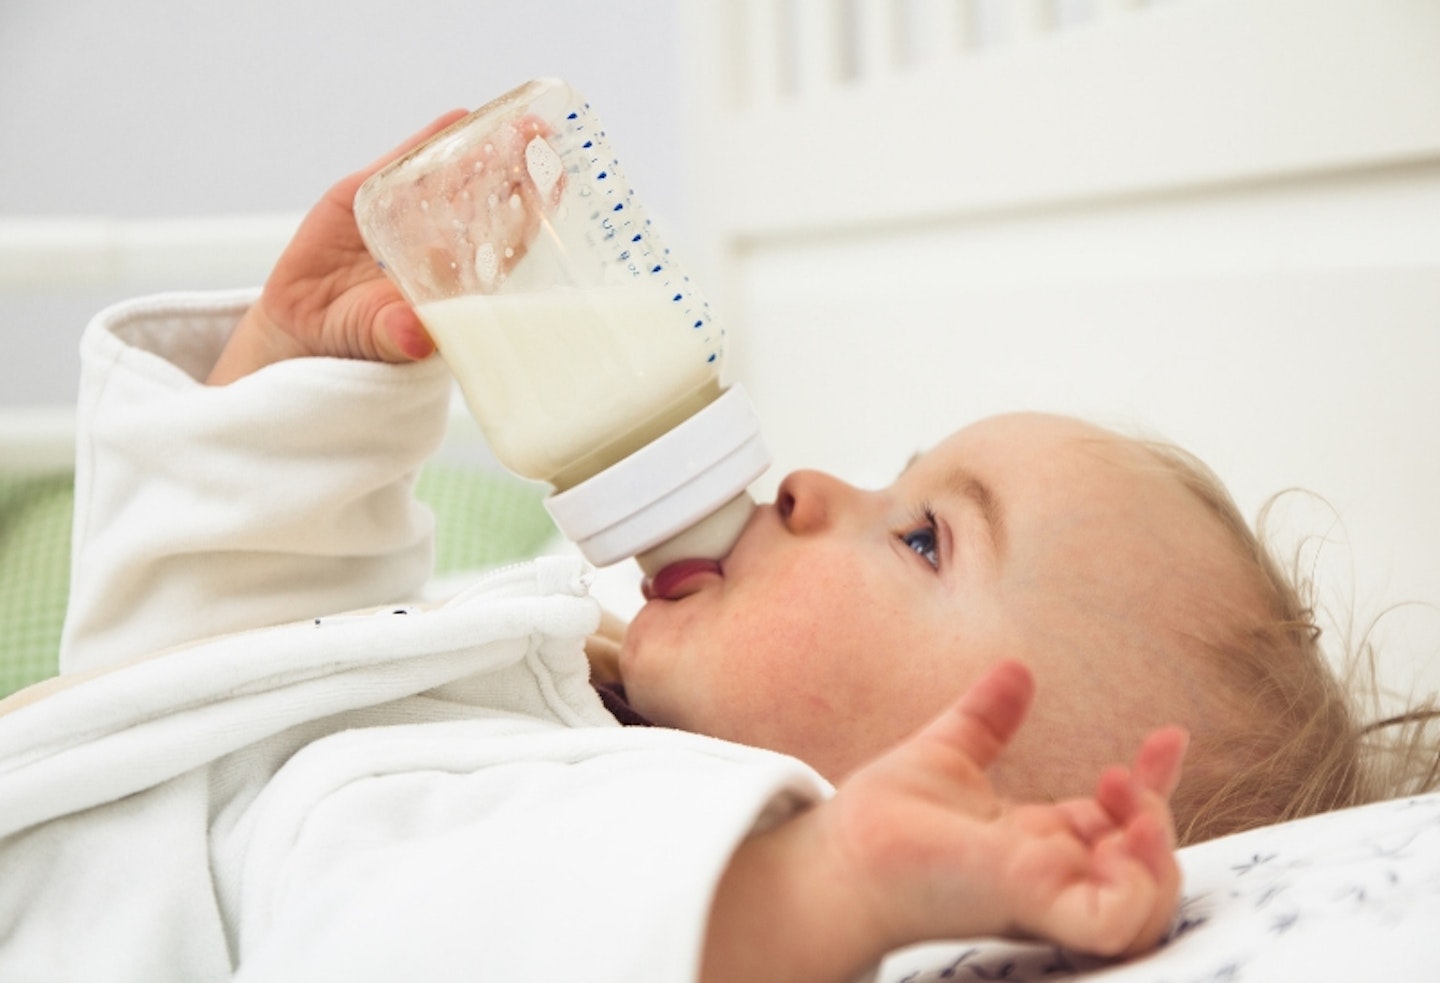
[0,554,827,983]
[877,791,1440,981]
[0,472,72,696]
[0,456,556,700]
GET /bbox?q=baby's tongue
[642,558,722,601]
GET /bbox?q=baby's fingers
[1092,769,1181,919]
[1091,728,1187,837]
[920,660,1035,772]
[1124,811,1178,894]
[1095,767,1145,828]
[1079,820,1179,957]
[1118,812,1181,954]
[376,298,436,362]
[1133,726,1188,799]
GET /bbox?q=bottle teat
[634,492,756,576]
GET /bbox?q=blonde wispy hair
[1138,439,1440,843]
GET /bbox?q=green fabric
[0,464,556,700]
[413,463,556,575]
[0,473,74,699]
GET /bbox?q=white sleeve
[231,725,831,983]
[60,290,455,673]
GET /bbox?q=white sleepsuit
[0,291,829,982]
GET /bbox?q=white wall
[677,0,1440,701]
[0,0,686,405]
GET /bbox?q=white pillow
[878,791,1440,981]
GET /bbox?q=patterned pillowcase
[0,466,556,700]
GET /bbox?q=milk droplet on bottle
[354,78,768,575]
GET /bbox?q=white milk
[418,284,721,488]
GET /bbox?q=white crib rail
[0,213,301,468]
[0,211,509,475]
[738,0,1145,104]
[682,0,1440,241]
[0,213,299,291]
[0,406,76,475]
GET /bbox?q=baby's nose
[776,469,857,534]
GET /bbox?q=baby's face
[619,412,1233,796]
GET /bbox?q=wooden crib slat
[683,0,1440,240]
[912,0,975,62]
[739,0,788,106]
[853,0,903,79]
[794,0,846,93]
[1099,0,1146,17]
[1013,0,1056,40]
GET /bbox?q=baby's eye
[900,508,940,570]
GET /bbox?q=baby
[208,111,1369,844]
[7,112,1424,983]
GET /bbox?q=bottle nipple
[635,493,756,577]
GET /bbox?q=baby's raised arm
[59,117,495,671]
[703,661,1187,983]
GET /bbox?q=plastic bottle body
[416,287,720,491]
[354,78,767,568]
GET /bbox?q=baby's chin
[612,623,654,694]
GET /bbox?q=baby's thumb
[376,301,436,362]
[916,660,1034,772]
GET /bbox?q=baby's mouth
[642,558,723,602]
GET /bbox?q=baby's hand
[207,109,570,386]
[702,662,1187,983]
[207,111,467,385]
[826,660,1186,957]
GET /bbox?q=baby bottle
[354,78,768,575]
